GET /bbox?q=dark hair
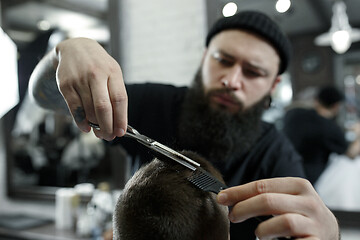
[316,86,344,108]
[206,11,291,74]
[113,151,229,240]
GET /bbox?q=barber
[29,11,340,239]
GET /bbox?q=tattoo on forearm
[35,67,68,113]
[74,107,86,123]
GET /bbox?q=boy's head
[113,151,229,240]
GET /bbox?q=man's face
[201,30,281,113]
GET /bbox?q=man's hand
[217,177,339,240]
[55,38,127,140]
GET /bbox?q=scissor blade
[151,145,198,171]
[151,141,200,167]
[124,131,199,171]
[124,131,152,146]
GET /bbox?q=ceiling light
[222,2,237,17]
[355,75,360,85]
[314,1,360,54]
[331,30,351,53]
[275,0,291,13]
[37,20,51,31]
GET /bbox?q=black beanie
[206,11,291,74]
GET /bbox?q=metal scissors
[88,122,227,194]
[125,125,201,171]
[88,122,200,170]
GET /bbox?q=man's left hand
[217,177,339,240]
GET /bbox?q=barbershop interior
[1,0,360,239]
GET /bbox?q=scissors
[88,122,199,170]
[88,121,227,193]
[124,125,201,171]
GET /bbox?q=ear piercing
[263,96,273,109]
[221,79,229,87]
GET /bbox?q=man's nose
[224,65,242,90]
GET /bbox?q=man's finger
[255,213,317,240]
[217,177,312,206]
[60,83,90,133]
[90,76,114,140]
[108,72,127,137]
[228,193,310,223]
[76,83,97,126]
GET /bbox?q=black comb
[187,167,227,194]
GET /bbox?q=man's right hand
[55,38,127,140]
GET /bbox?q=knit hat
[206,11,291,74]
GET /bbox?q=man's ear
[270,75,282,94]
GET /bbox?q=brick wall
[120,0,207,86]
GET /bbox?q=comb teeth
[187,168,227,194]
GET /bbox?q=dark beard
[177,69,267,163]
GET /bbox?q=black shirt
[112,83,305,240]
[283,108,348,184]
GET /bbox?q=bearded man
[29,11,340,240]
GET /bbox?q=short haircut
[316,86,344,108]
[113,151,229,240]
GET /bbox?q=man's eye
[216,58,233,66]
[243,69,262,78]
[212,52,234,67]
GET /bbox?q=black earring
[264,96,272,109]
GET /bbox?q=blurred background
[1,0,360,239]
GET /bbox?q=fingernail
[79,123,90,133]
[228,212,242,223]
[105,137,113,142]
[217,192,228,204]
[81,127,90,133]
[228,213,236,223]
[118,128,125,137]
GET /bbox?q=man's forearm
[28,48,69,114]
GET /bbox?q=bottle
[74,183,95,237]
[88,182,114,239]
[55,187,79,230]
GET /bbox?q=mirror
[2,0,130,201]
[4,104,130,200]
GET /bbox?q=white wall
[342,228,360,240]
[120,0,207,86]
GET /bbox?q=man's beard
[177,69,268,163]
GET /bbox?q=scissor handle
[127,125,139,135]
